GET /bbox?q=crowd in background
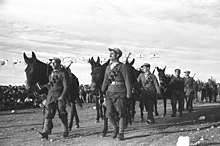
[0,80,220,111]
[0,84,95,111]
[0,85,46,111]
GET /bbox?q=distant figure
[102,48,132,141]
[169,69,184,117]
[217,85,220,99]
[183,70,196,112]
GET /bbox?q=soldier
[169,69,184,117]
[183,70,195,112]
[39,57,69,139]
[102,48,132,141]
[136,63,161,124]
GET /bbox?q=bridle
[26,61,51,93]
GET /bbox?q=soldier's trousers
[45,100,68,119]
[141,93,155,121]
[106,91,127,134]
[170,91,184,114]
[185,93,194,112]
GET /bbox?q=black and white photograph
[0,0,220,145]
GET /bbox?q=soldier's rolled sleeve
[59,72,68,100]
[123,65,132,98]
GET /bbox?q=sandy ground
[1,100,220,146]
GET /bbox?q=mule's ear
[152,68,155,74]
[23,52,29,64]
[97,57,100,64]
[102,59,110,68]
[91,57,95,64]
[163,66,166,72]
[156,67,159,72]
[130,58,135,66]
[32,52,37,60]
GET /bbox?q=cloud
[1,0,220,84]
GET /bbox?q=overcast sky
[0,0,220,85]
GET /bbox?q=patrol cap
[175,68,181,72]
[184,70,190,74]
[49,57,61,64]
[109,48,122,58]
[141,63,151,68]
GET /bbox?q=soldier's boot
[116,118,125,141]
[109,118,119,139]
[61,116,69,138]
[171,105,176,117]
[39,119,51,139]
[147,112,155,124]
[48,120,53,135]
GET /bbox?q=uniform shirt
[184,76,195,90]
[137,72,161,95]
[169,75,184,91]
[101,62,132,98]
[46,68,68,108]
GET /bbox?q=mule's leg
[94,95,100,123]
[68,102,74,131]
[100,104,104,120]
[131,99,136,122]
[163,98,167,117]
[154,99,159,116]
[101,106,108,137]
[139,102,144,122]
[126,99,132,125]
[74,103,80,128]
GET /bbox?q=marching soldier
[136,63,161,124]
[102,48,132,141]
[39,57,69,139]
[183,70,195,112]
[169,69,184,117]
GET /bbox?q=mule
[88,57,109,136]
[23,52,80,131]
[156,66,172,117]
[124,58,144,122]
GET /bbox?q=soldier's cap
[109,48,122,58]
[141,63,151,68]
[184,70,190,74]
[175,68,181,72]
[49,57,61,64]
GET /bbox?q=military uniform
[184,76,195,112]
[40,68,69,139]
[136,72,160,123]
[102,62,132,139]
[169,75,184,117]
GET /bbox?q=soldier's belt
[111,81,125,86]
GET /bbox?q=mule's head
[156,66,167,83]
[125,58,141,84]
[89,57,109,92]
[23,52,51,91]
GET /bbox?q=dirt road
[1,100,220,146]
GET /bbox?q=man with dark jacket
[102,48,132,141]
[169,69,184,117]
[39,57,69,139]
